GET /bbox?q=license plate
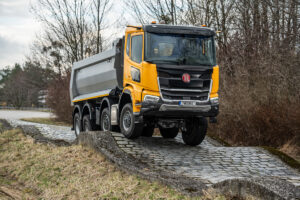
[179,101,196,106]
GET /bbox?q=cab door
[123,32,144,89]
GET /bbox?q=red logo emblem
[182,73,191,83]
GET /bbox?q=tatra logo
[182,73,191,83]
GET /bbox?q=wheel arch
[100,97,111,115]
[118,89,133,118]
[82,102,94,120]
[73,104,82,119]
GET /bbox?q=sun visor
[143,25,215,36]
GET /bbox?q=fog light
[210,97,219,104]
[143,95,159,103]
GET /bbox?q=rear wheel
[182,117,207,146]
[82,115,92,132]
[159,127,179,138]
[101,108,111,131]
[120,103,143,139]
[74,113,81,137]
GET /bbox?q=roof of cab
[143,24,215,36]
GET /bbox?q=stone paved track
[1,110,300,190]
[112,132,300,187]
[8,119,76,143]
[0,110,76,143]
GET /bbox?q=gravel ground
[0,110,53,119]
[0,110,76,143]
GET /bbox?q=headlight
[143,95,159,103]
[210,97,219,104]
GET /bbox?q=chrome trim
[160,87,209,92]
[157,77,213,103]
[159,104,211,112]
[159,77,210,81]
[159,77,181,80]
[133,112,140,116]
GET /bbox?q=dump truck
[70,23,219,146]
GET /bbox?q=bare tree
[124,0,186,25]
[31,0,112,72]
[91,0,112,53]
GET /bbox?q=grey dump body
[70,39,123,105]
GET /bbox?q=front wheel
[120,103,143,139]
[182,117,207,146]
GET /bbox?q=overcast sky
[0,0,41,69]
[0,0,137,70]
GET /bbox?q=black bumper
[140,99,219,119]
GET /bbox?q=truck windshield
[145,33,216,66]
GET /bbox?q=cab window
[126,34,131,56]
[131,35,143,63]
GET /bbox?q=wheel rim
[75,119,80,135]
[123,110,132,131]
[102,113,109,131]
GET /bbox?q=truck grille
[157,68,212,101]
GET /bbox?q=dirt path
[0,110,53,119]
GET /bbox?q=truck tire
[182,117,207,146]
[159,127,179,138]
[142,125,154,137]
[101,108,111,131]
[120,103,142,139]
[82,115,93,132]
[74,113,81,137]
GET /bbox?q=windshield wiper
[145,59,180,64]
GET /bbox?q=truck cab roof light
[126,25,142,30]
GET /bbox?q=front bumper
[140,98,219,118]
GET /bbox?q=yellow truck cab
[70,23,219,146]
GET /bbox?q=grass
[0,128,231,200]
[21,117,71,127]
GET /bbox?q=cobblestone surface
[7,119,76,143]
[112,132,300,187]
[1,110,299,189]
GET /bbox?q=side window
[131,35,143,63]
[126,34,131,56]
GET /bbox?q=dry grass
[21,117,71,127]
[209,46,300,161]
[0,128,231,200]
